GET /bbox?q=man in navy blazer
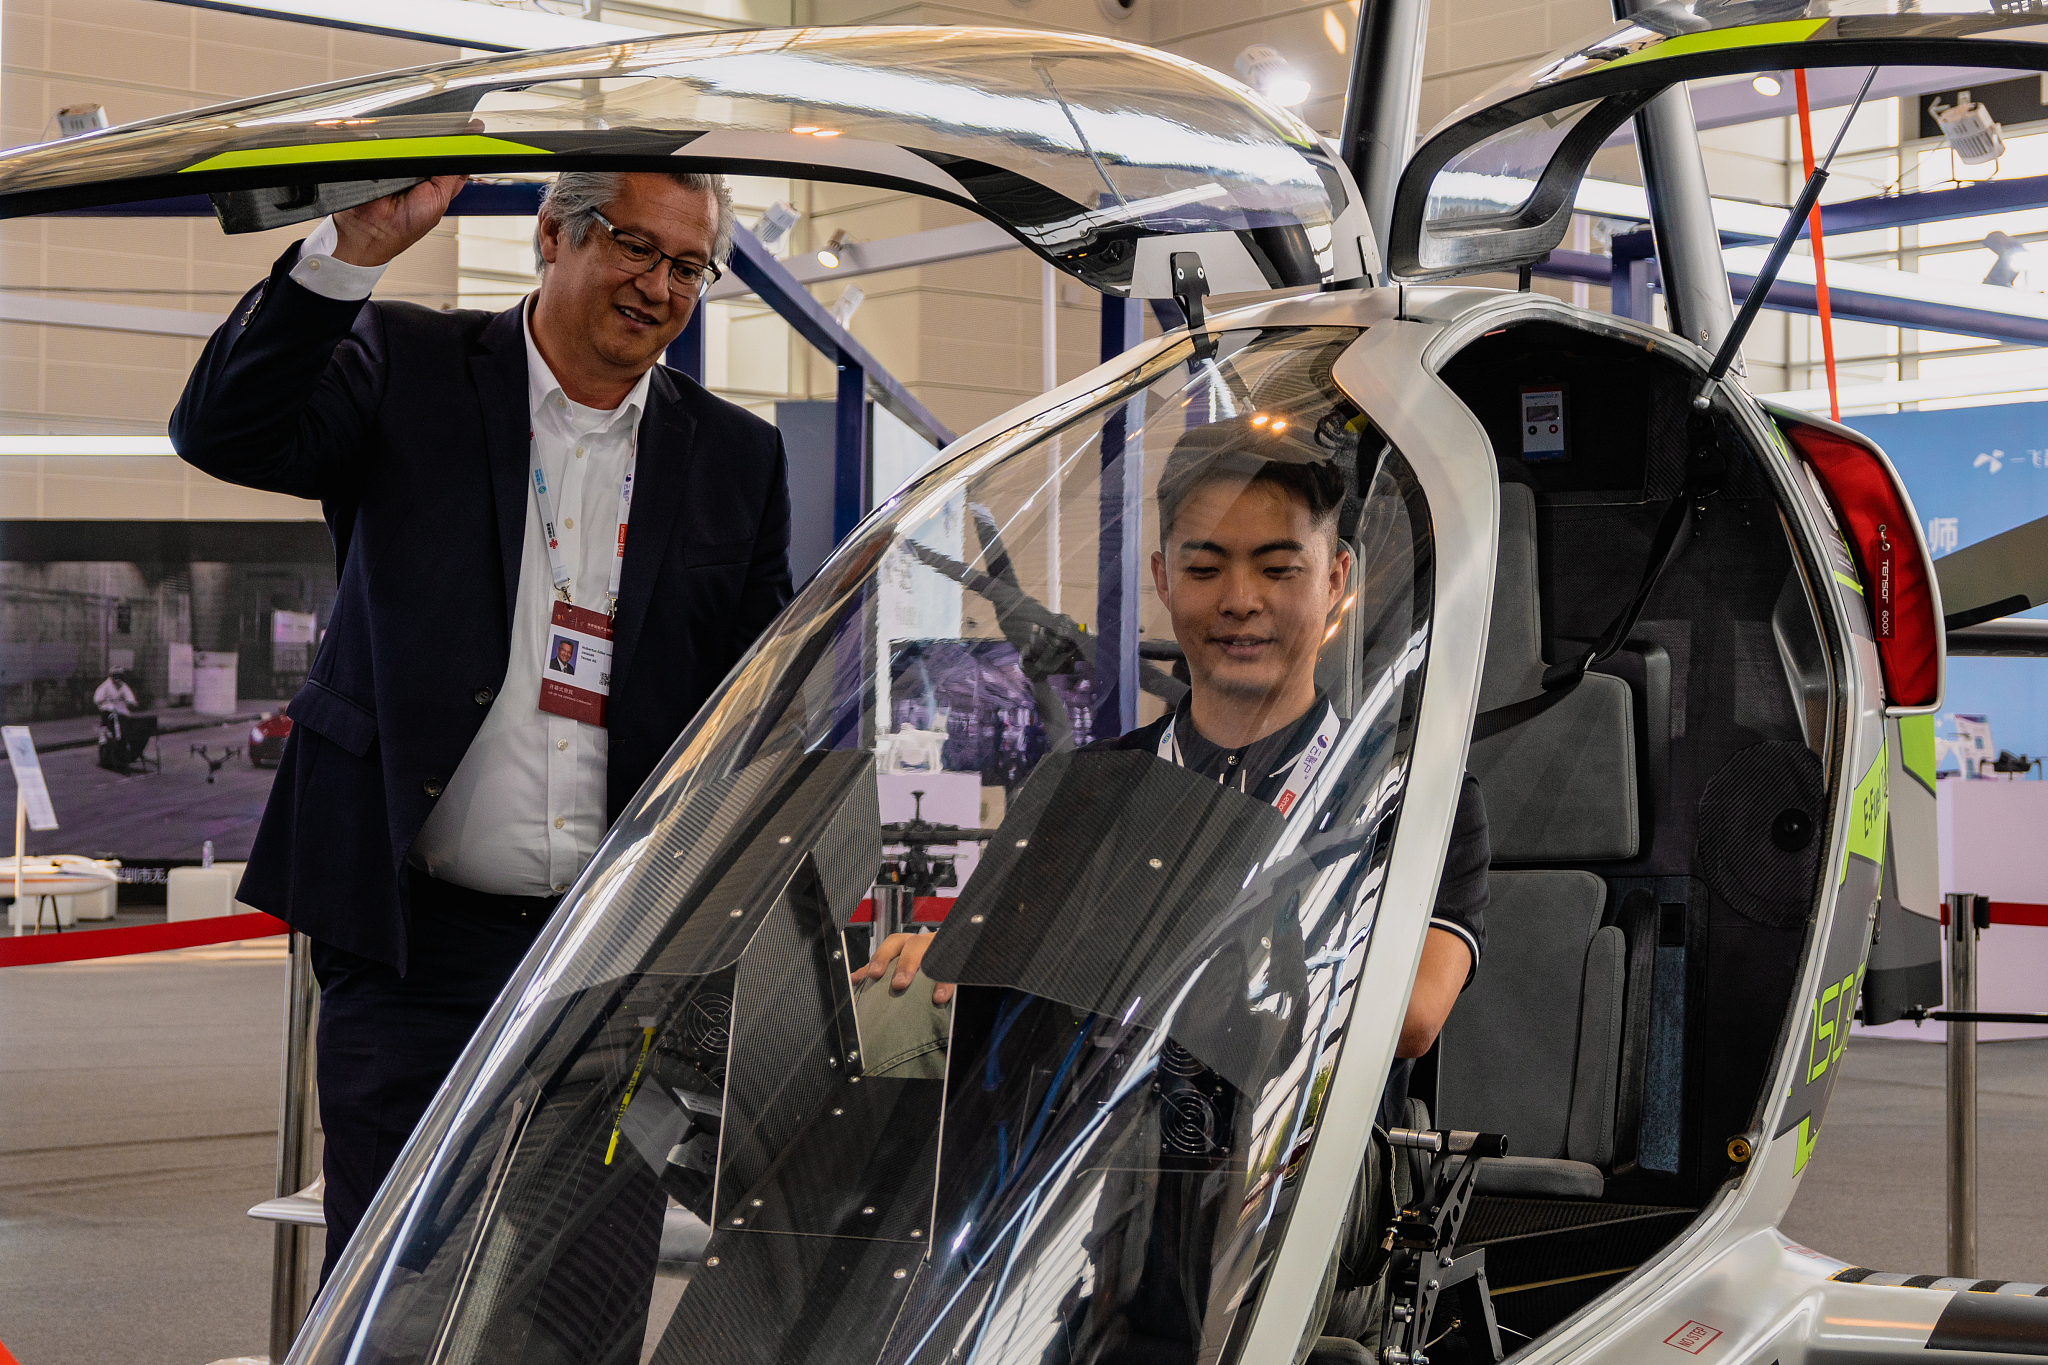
[171,170,792,1277]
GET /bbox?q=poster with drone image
[0,521,332,865]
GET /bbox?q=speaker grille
[1696,741,1827,929]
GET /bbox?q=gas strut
[1694,66,1878,410]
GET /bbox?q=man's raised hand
[332,175,470,269]
[851,931,954,1006]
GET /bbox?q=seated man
[856,419,1489,1123]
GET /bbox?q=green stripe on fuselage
[1898,713,1937,794]
[1841,739,1889,883]
[181,134,549,173]
[1600,19,1830,72]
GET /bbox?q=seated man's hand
[852,931,954,1005]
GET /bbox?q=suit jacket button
[474,687,494,705]
[425,779,444,798]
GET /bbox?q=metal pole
[665,304,706,385]
[269,931,320,1362]
[1945,892,1980,1279]
[1337,0,1430,283]
[1612,0,1734,353]
[1043,261,1062,616]
[834,359,869,543]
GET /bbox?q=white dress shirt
[94,678,137,714]
[292,217,651,897]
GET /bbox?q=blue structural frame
[1094,296,1151,737]
[1539,230,2048,346]
[77,181,954,548]
[717,229,954,538]
[61,172,2048,505]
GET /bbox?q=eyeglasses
[591,211,723,293]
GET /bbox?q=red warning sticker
[1665,1321,1723,1354]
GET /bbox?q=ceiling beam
[147,0,649,53]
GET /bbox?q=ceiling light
[1323,10,1348,53]
[1984,230,2035,288]
[1751,74,1781,97]
[817,228,854,269]
[0,435,176,455]
[829,285,865,326]
[811,128,841,138]
[792,125,818,134]
[1934,95,2005,165]
[751,200,800,252]
[54,104,108,139]
[1234,45,1310,108]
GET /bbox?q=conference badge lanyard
[1157,702,1341,817]
[532,428,636,728]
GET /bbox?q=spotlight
[1751,73,1781,97]
[830,285,865,326]
[54,103,107,139]
[1984,230,2035,288]
[817,228,854,270]
[1933,94,2005,165]
[1234,46,1310,108]
[751,200,800,253]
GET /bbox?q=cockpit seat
[1438,482,1640,1200]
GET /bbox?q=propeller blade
[1934,511,2048,630]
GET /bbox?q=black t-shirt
[1094,692,1490,1127]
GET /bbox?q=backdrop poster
[0,521,332,864]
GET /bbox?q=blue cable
[1005,1014,1096,1187]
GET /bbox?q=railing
[260,932,321,1360]
[1929,893,2048,1277]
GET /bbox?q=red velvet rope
[0,910,289,968]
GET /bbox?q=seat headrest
[1480,483,1544,711]
[1472,481,1639,864]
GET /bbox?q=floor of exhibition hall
[0,944,2042,1364]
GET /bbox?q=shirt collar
[523,294,653,436]
[1172,689,1335,783]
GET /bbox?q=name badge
[538,599,614,727]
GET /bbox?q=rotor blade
[1947,617,2048,657]
[1934,512,2048,629]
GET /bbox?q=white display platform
[166,862,251,922]
[1857,779,2048,1041]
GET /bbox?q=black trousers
[311,869,555,1281]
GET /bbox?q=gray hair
[533,170,735,278]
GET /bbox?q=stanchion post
[269,930,320,1362]
[1945,891,1981,1279]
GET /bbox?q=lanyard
[1158,702,1342,816]
[530,426,636,616]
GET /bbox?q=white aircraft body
[5,11,2046,1361]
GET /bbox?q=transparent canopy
[1387,4,2048,279]
[0,27,1365,295]
[297,325,1441,1365]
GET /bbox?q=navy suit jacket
[171,245,793,972]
